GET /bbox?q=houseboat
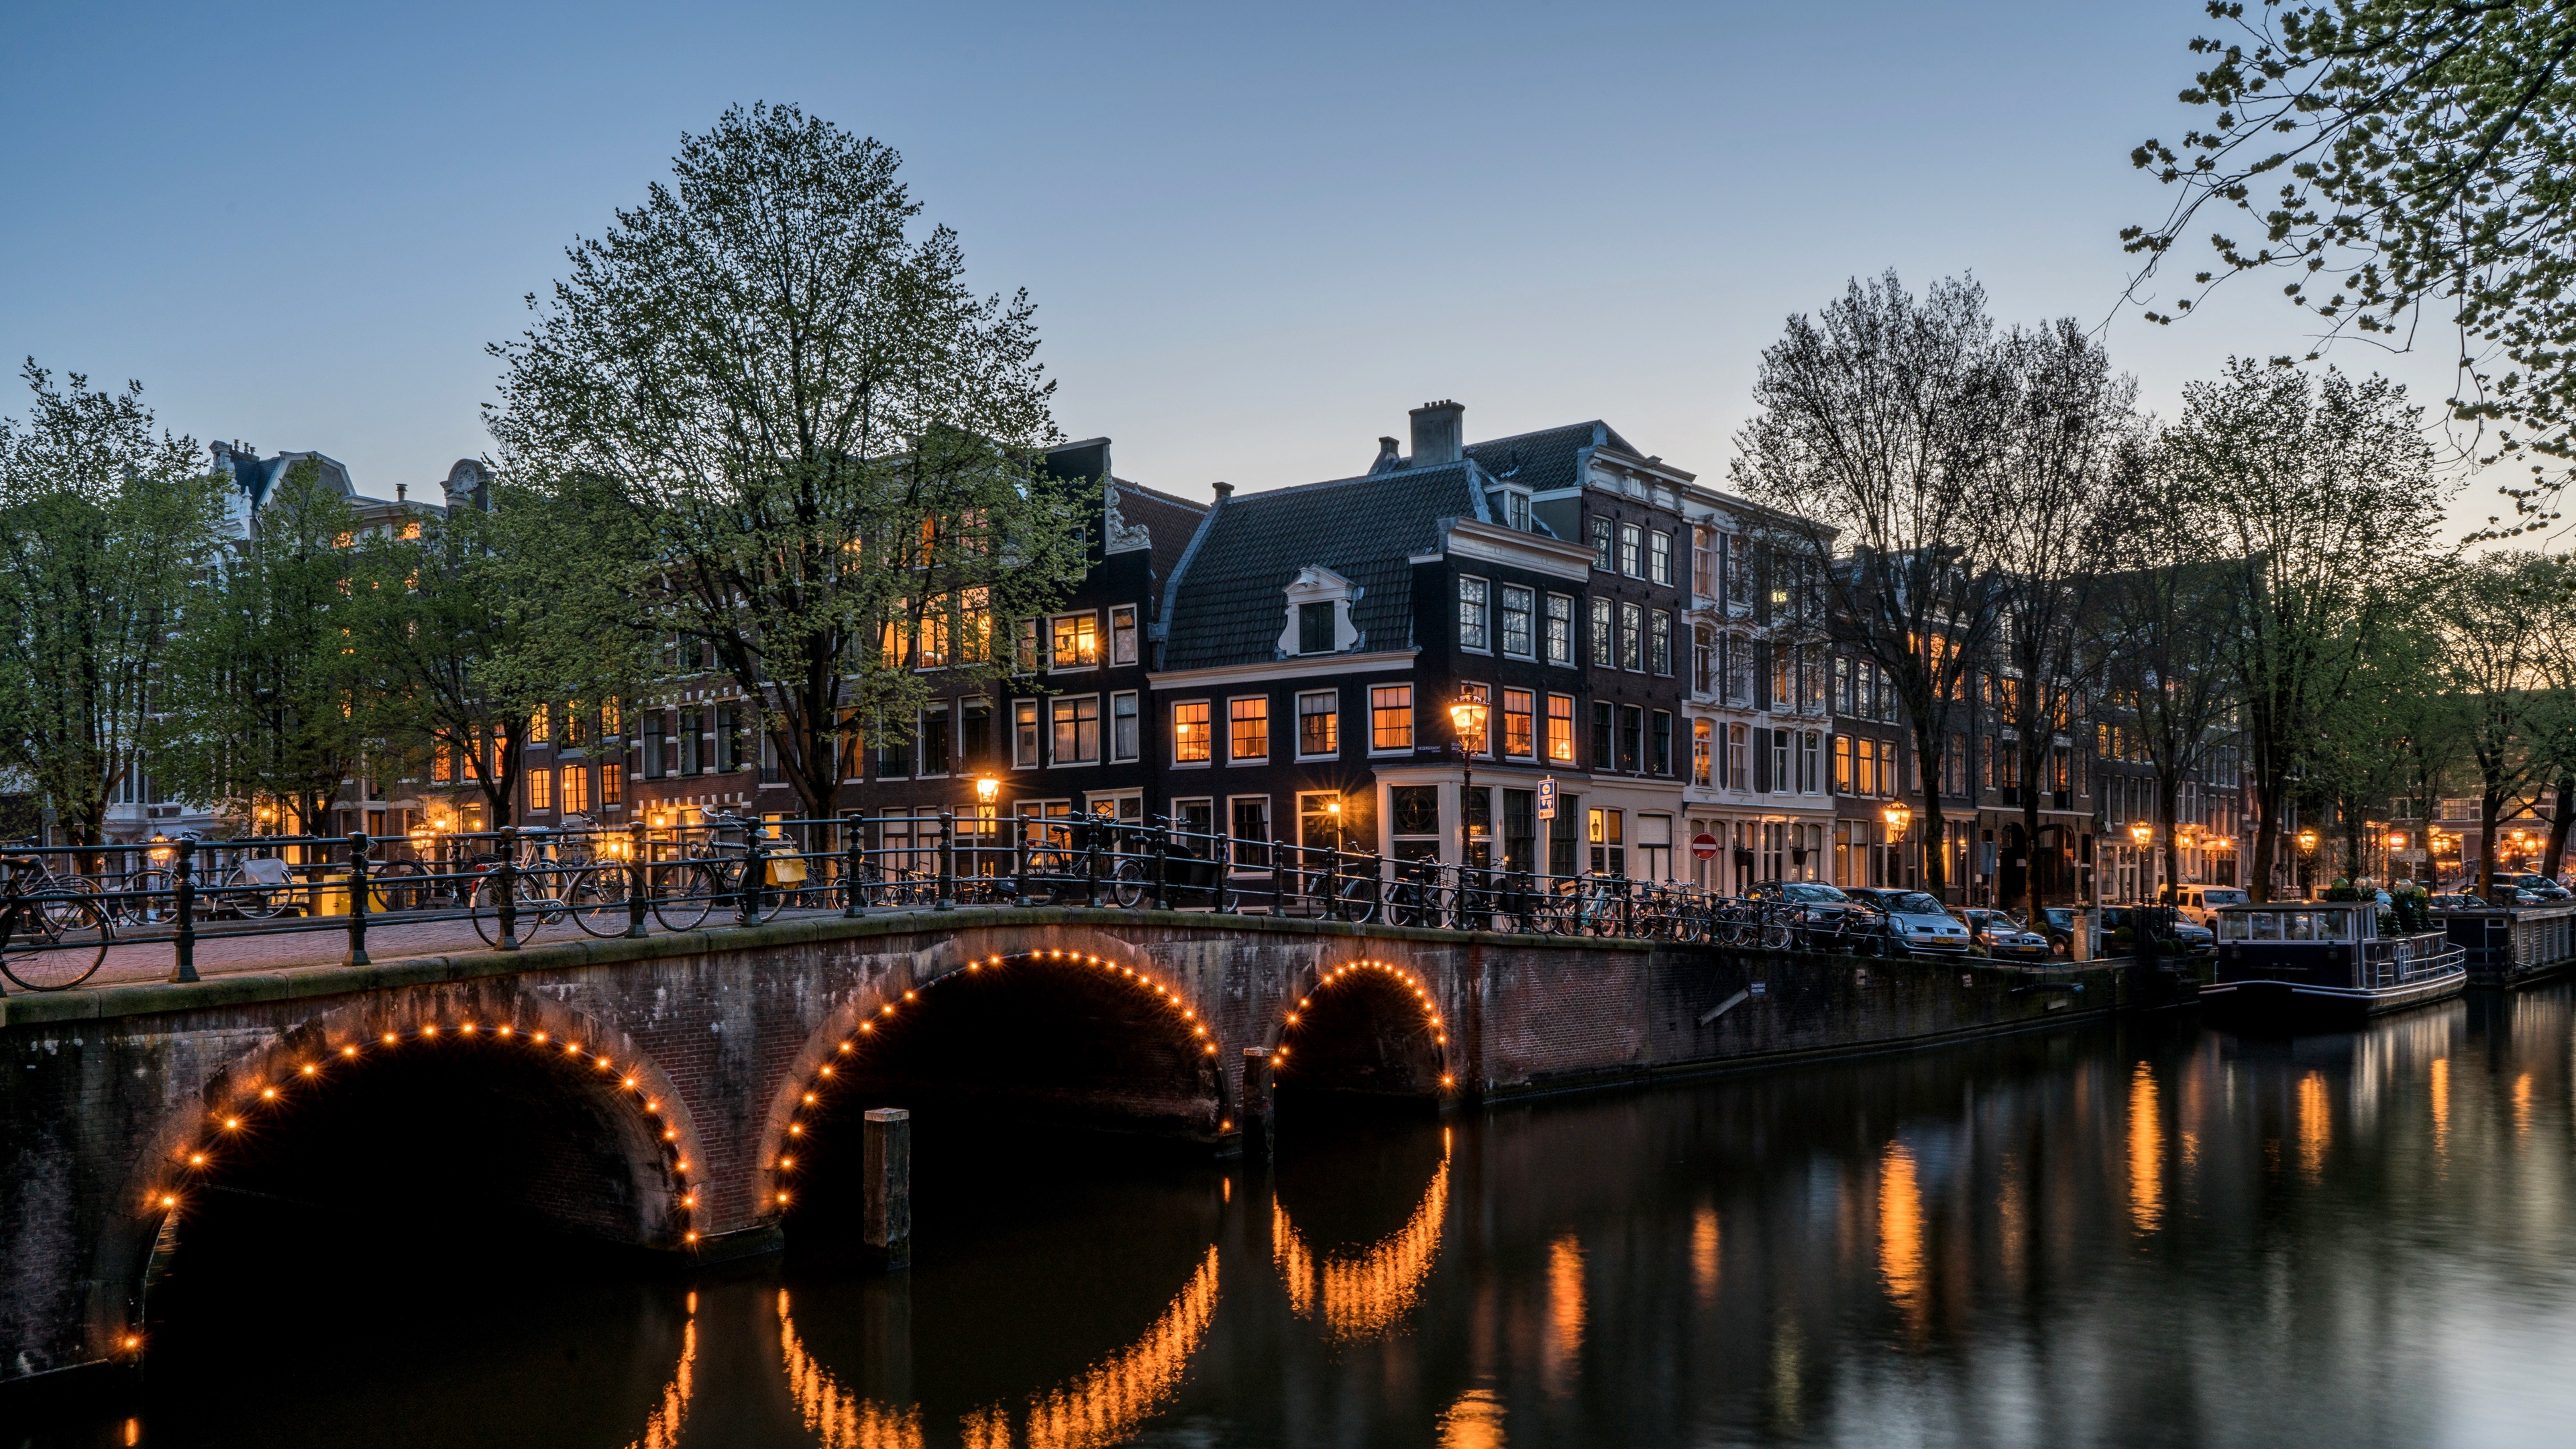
[2205,900,2466,1023]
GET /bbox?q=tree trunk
[2546,772,2575,885]
[1912,722,1949,898]
[2159,775,2182,906]
[2478,784,2507,902]
[2252,775,2286,904]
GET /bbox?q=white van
[2175,885,2250,928]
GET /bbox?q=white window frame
[1458,574,1491,654]
[1110,690,1140,763]
[1502,687,1537,760]
[1295,689,1340,761]
[1048,610,1101,673]
[1228,694,1271,765]
[1500,584,1535,659]
[1368,684,1415,756]
[1051,694,1102,767]
[1171,698,1214,767]
[1012,698,1040,769]
[1619,522,1644,578]
[1545,593,1574,667]
[1110,604,1139,666]
[1649,529,1672,586]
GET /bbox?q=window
[529,704,550,745]
[1693,531,1714,600]
[1620,704,1644,772]
[1458,576,1490,651]
[1619,602,1644,672]
[1799,731,1821,794]
[1230,796,1272,867]
[1501,586,1535,657]
[1727,723,1749,787]
[1590,515,1613,570]
[1835,656,1853,716]
[1590,597,1615,667]
[962,700,993,769]
[1771,730,1792,794]
[1546,594,1574,665]
[600,762,623,806]
[1589,806,1625,877]
[1173,700,1212,763]
[1592,701,1615,769]
[1649,611,1672,676]
[637,718,660,780]
[561,763,590,814]
[917,701,950,777]
[1053,696,1100,765]
[680,708,702,775]
[1507,492,1531,531]
[1503,688,1536,758]
[1503,788,1536,873]
[529,767,553,810]
[1725,533,1748,604]
[1298,600,1334,655]
[1834,733,1852,792]
[1726,635,1754,705]
[1230,696,1269,762]
[1110,605,1138,665]
[1651,710,1672,775]
[1619,523,1643,578]
[1050,612,1099,670]
[1693,719,1713,785]
[1111,692,1139,762]
[1014,699,1040,767]
[1547,694,1576,763]
[1016,618,1040,673]
[1649,530,1672,586]
[1371,685,1413,751]
[1298,690,1338,757]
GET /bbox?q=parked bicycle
[0,852,115,991]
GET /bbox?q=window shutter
[1752,727,1772,794]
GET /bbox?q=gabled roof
[1111,478,1206,587]
[1462,421,1641,494]
[1160,461,1487,671]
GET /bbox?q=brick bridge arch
[93,985,706,1360]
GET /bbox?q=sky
[0,0,2493,532]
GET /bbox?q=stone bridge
[0,906,2137,1391]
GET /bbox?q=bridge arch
[755,928,1234,1221]
[97,987,705,1360]
[1261,954,1456,1106]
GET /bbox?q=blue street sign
[1537,776,1558,820]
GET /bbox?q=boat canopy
[2215,900,2378,943]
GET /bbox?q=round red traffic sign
[1691,833,1720,861]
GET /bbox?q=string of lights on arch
[767,948,1227,1210]
[1271,958,1454,1091]
[140,1017,702,1304]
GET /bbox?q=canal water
[26,985,2576,1448]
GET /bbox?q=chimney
[396,482,407,502]
[1212,481,1233,502]
[1371,437,1403,475]
[1409,400,1464,467]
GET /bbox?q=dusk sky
[0,1,2483,527]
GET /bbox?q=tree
[2303,606,2449,885]
[2095,442,2238,906]
[2126,0,2576,534]
[1987,319,2136,919]
[2165,359,2443,900]
[159,460,376,835]
[352,484,651,830]
[2424,551,2564,897]
[1733,272,2012,900]
[487,103,1089,823]
[0,362,229,861]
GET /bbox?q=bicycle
[0,853,115,991]
[468,837,576,947]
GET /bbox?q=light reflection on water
[38,983,2576,1448]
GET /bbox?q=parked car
[2509,873,2571,901]
[2172,885,2251,928]
[1962,908,2052,961]
[2430,892,2489,910]
[2103,905,2215,955]
[1843,888,1972,953]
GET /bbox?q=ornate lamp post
[1448,692,1490,869]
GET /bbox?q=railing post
[936,810,956,912]
[738,820,766,928]
[1152,820,1171,912]
[495,826,521,951]
[1085,816,1102,908]
[1010,812,1028,906]
[627,819,650,938]
[169,838,199,983]
[344,832,372,966]
[843,813,866,919]
[1322,843,1339,921]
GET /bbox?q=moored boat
[2204,899,2465,1024]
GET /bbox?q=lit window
[1050,612,1099,669]
[560,763,589,814]
[1370,685,1413,752]
[529,704,550,745]
[1297,691,1338,757]
[1173,700,1212,763]
[1546,695,1576,763]
[1230,697,1269,762]
[1503,688,1535,758]
[600,763,623,805]
[529,767,553,810]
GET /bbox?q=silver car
[1846,888,1972,954]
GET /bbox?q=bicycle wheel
[122,869,175,926]
[223,866,285,920]
[735,859,786,925]
[470,873,550,947]
[1,895,113,991]
[374,859,426,913]
[572,864,635,938]
[651,860,715,932]
[1110,857,1148,908]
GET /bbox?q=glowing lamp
[1882,803,1911,839]
[1448,694,1488,747]
[2297,828,2318,852]
[2388,832,2408,851]
[975,775,1001,805]
[2129,822,2152,848]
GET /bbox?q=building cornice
[1148,649,1419,690]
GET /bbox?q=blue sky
[0,1,2481,525]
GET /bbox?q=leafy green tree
[2166,359,2443,899]
[0,362,229,861]
[486,103,1089,822]
[159,460,376,835]
[1733,272,2015,900]
[2127,0,2576,533]
[2302,606,2451,887]
[2425,550,2569,896]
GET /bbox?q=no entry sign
[1692,833,1720,861]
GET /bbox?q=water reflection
[42,985,2576,1448]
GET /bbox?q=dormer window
[1508,491,1531,531]
[1298,601,1334,655]
[1278,565,1362,657]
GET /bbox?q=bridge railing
[1,814,2050,989]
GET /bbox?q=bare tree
[1733,272,2010,900]
[1988,320,2135,919]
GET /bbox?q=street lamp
[2130,822,2153,849]
[2297,828,2318,853]
[974,775,1000,806]
[1882,802,1911,839]
[1449,692,1490,867]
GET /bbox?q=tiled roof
[1112,478,1207,587]
[1160,462,1487,671]
[1462,421,1638,494]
